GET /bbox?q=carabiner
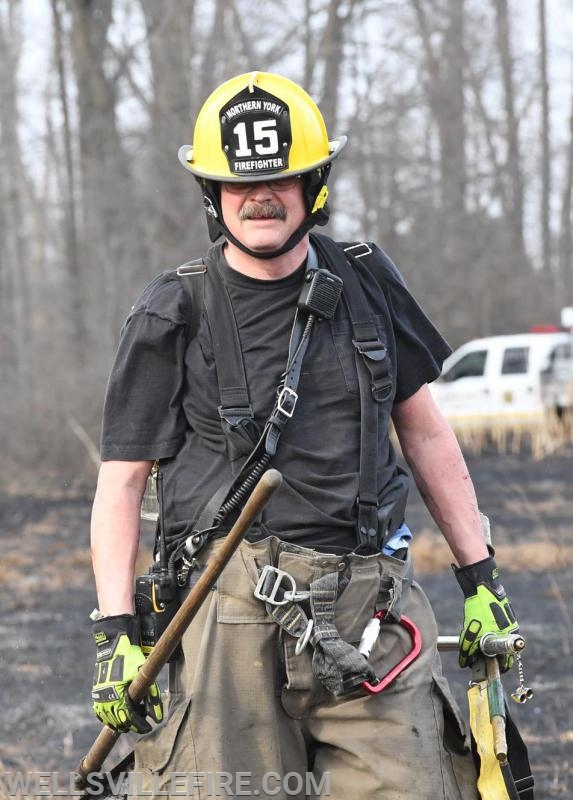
[360,610,423,695]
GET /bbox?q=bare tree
[411,0,467,221]
[407,0,469,338]
[0,0,30,386]
[67,0,144,348]
[50,0,84,352]
[492,0,525,258]
[538,0,551,274]
[558,63,573,292]
[319,0,356,135]
[467,61,507,213]
[139,0,200,265]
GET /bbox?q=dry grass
[446,413,573,460]
[390,412,573,462]
[412,530,573,574]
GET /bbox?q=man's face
[219,175,306,255]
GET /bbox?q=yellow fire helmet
[178,71,348,258]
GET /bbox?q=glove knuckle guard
[455,556,519,668]
[91,614,163,733]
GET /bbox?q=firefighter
[90,71,518,799]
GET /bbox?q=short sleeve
[366,244,452,403]
[100,272,191,461]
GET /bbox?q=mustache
[239,201,287,221]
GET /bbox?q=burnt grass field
[0,447,572,799]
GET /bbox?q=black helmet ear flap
[313,199,331,228]
[198,179,225,242]
[304,164,331,227]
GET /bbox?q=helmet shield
[220,85,292,177]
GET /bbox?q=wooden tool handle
[76,469,282,785]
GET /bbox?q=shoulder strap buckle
[176,259,207,276]
[218,404,255,427]
[276,386,298,419]
[352,339,387,361]
[343,242,372,259]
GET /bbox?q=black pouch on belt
[134,470,182,661]
[134,568,181,660]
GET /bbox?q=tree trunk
[410,0,468,336]
[538,0,551,274]
[493,0,525,258]
[51,0,85,353]
[468,66,507,212]
[319,0,346,135]
[303,0,315,91]
[139,0,198,265]
[558,65,573,292]
[68,0,143,349]
[0,1,30,389]
[441,0,466,222]
[411,0,466,219]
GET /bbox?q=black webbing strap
[176,258,206,340]
[262,245,319,456]
[502,704,535,799]
[232,246,319,484]
[344,245,393,551]
[311,234,393,552]
[176,259,239,535]
[470,702,535,800]
[204,260,255,430]
[176,247,321,540]
[347,277,391,550]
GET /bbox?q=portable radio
[298,268,343,320]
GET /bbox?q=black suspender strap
[175,246,324,549]
[176,258,255,539]
[341,262,390,551]
[176,259,206,340]
[179,258,255,434]
[311,234,394,552]
[204,260,257,433]
[263,244,319,456]
[232,245,320,484]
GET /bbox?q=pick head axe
[75,468,282,793]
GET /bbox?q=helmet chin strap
[215,214,317,260]
[199,169,331,260]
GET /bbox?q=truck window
[554,343,572,360]
[442,350,487,382]
[501,346,529,375]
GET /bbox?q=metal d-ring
[295,619,314,655]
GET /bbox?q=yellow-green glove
[92,614,163,733]
[454,556,519,671]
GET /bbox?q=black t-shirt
[101,240,451,551]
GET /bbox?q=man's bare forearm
[392,386,488,567]
[401,424,488,565]
[91,460,153,616]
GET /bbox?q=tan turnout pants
[134,537,478,799]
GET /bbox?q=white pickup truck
[540,335,573,419]
[429,332,571,431]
